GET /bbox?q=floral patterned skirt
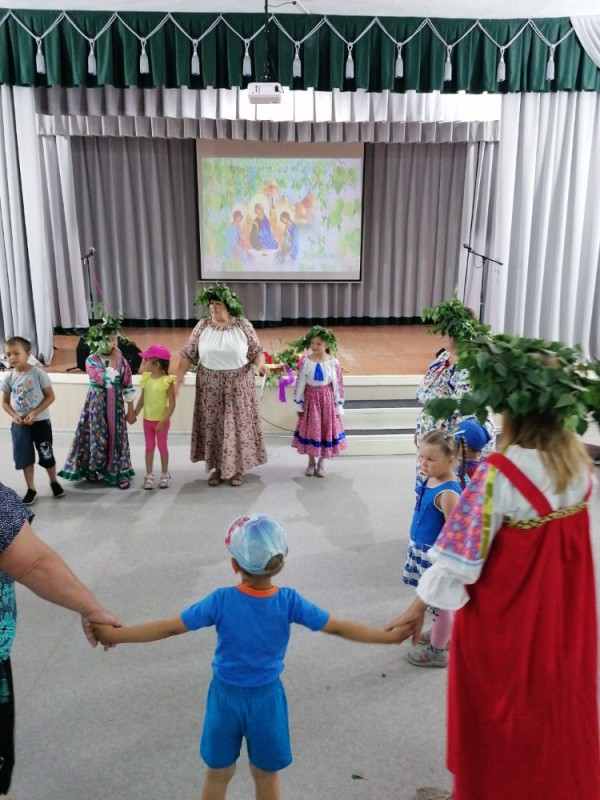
[59,386,134,485]
[292,384,347,458]
[0,657,14,794]
[190,364,267,480]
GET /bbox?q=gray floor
[3,430,599,800]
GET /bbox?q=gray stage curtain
[69,136,199,322]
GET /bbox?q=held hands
[90,622,122,647]
[82,608,124,650]
[126,409,137,425]
[386,597,428,646]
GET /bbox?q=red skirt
[448,454,600,799]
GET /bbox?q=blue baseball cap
[225,514,288,574]
[455,419,491,451]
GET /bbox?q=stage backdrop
[66,135,493,326]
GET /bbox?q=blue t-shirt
[409,479,461,547]
[181,585,330,687]
[0,482,35,660]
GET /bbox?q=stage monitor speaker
[75,337,143,375]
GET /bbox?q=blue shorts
[200,676,291,772]
[11,419,55,471]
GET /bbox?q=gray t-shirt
[1,365,52,421]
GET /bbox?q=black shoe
[51,481,65,498]
[22,489,38,506]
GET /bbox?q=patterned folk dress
[417,447,599,800]
[59,354,135,485]
[415,349,496,459]
[180,317,267,480]
[292,357,346,459]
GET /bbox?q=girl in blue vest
[402,430,461,667]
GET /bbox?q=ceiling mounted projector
[247,82,283,104]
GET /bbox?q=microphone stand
[462,244,503,322]
[66,248,96,372]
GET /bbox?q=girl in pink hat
[134,344,176,489]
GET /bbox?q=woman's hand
[386,597,428,646]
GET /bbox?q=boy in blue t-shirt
[93,514,412,800]
[1,336,65,505]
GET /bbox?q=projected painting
[198,156,363,282]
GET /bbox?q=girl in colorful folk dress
[388,335,600,800]
[292,326,346,477]
[60,320,136,489]
[134,344,176,490]
[402,430,461,668]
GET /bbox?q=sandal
[229,473,244,487]
[315,462,326,478]
[207,470,222,487]
[118,478,130,490]
[305,461,316,477]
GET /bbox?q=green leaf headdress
[426,334,600,435]
[290,325,338,354]
[85,304,125,353]
[422,296,491,342]
[193,283,244,318]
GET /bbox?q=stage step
[261,376,423,456]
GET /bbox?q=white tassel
[35,41,46,75]
[444,48,452,82]
[191,45,200,76]
[242,42,252,76]
[292,43,301,78]
[139,42,149,74]
[496,51,505,83]
[345,47,354,79]
[88,44,97,76]
[395,46,404,78]
[546,48,555,81]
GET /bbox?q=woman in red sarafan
[389,336,600,800]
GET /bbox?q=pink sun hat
[140,344,171,360]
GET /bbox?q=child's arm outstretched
[322,616,414,644]
[92,615,188,645]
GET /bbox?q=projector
[247,82,284,104]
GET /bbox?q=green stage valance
[0,10,598,92]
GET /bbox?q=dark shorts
[11,418,55,470]
[200,676,291,772]
[0,658,15,794]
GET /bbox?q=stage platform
[47,324,437,376]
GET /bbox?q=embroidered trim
[503,501,588,529]
[480,464,496,558]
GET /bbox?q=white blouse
[417,445,592,610]
[197,325,249,371]
[293,357,344,414]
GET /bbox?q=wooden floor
[48,324,438,376]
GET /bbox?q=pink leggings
[430,608,454,650]
[143,418,170,456]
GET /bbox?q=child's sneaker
[143,474,154,490]
[406,645,448,668]
[22,488,37,506]
[50,481,65,498]
[158,473,171,489]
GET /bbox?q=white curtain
[572,16,600,68]
[489,92,600,358]
[0,86,54,361]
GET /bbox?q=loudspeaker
[75,337,143,375]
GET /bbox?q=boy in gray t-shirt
[1,337,65,505]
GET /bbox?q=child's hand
[126,410,137,425]
[91,623,120,646]
[387,622,416,644]
[157,420,165,431]
[297,411,304,417]
[23,411,37,425]
[12,415,23,426]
